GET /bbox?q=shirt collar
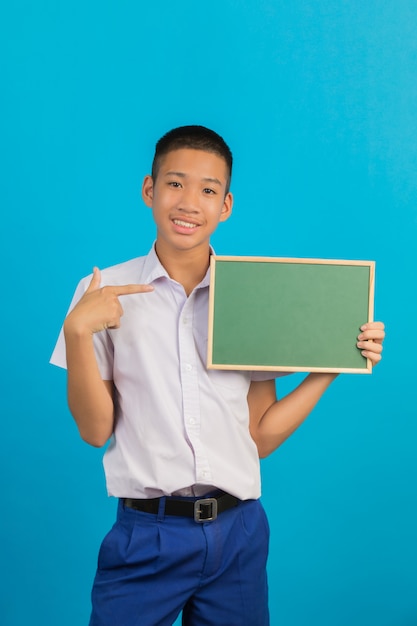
[142,242,213,290]
[141,244,170,284]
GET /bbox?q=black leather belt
[123,491,240,523]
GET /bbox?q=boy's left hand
[357,321,385,365]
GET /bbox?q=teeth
[173,219,197,229]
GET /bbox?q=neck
[155,240,211,296]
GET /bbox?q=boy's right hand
[64,267,154,336]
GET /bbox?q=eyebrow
[164,171,223,187]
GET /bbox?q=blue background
[1,1,416,624]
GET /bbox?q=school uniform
[51,245,280,626]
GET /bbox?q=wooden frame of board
[207,256,375,374]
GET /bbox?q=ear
[142,175,154,207]
[219,192,233,223]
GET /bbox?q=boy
[51,125,385,626]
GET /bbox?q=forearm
[253,373,338,458]
[64,327,114,447]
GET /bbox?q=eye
[168,181,182,188]
[203,188,216,195]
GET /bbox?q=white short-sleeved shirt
[51,246,281,500]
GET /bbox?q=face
[142,148,233,255]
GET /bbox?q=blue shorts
[89,496,270,625]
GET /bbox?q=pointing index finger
[111,284,154,296]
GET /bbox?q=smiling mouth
[172,219,198,229]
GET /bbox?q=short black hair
[151,125,233,194]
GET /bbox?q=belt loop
[157,497,166,521]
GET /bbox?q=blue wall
[1,2,416,624]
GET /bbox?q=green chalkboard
[208,256,375,374]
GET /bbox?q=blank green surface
[210,260,372,371]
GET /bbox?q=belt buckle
[194,497,218,523]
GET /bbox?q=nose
[178,186,199,212]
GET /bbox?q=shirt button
[185,363,192,372]
[189,418,195,425]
